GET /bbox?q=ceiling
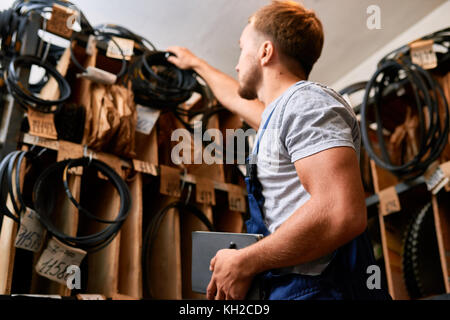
[1,0,447,85]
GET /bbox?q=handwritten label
[378,186,401,216]
[14,208,45,252]
[106,37,134,61]
[132,159,157,176]
[195,177,216,205]
[410,39,437,70]
[27,108,58,140]
[227,184,246,213]
[424,161,448,194]
[57,141,83,175]
[136,104,161,135]
[23,133,59,150]
[46,4,76,39]
[35,237,86,285]
[160,165,181,198]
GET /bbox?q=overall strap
[253,105,277,156]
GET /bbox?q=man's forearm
[193,59,264,130]
[239,197,365,276]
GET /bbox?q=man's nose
[235,65,239,73]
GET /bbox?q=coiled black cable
[142,200,214,298]
[378,27,449,69]
[11,0,94,33]
[130,50,223,133]
[94,23,156,54]
[33,157,131,252]
[69,30,127,81]
[360,56,449,179]
[0,147,47,224]
[0,151,22,223]
[0,8,28,69]
[4,55,71,113]
[131,51,198,109]
[29,44,66,93]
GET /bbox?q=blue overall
[245,106,392,300]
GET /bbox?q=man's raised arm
[167,46,264,129]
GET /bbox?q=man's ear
[259,41,275,66]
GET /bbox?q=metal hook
[36,147,48,158]
[185,184,192,206]
[179,167,188,194]
[83,145,93,165]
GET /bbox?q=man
[167,0,390,300]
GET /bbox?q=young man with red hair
[168,1,391,300]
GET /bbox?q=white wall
[332,1,450,91]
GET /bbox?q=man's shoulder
[288,81,345,105]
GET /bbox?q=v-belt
[4,55,71,113]
[360,56,449,179]
[142,200,214,297]
[69,30,128,80]
[33,157,131,252]
[0,151,21,223]
[0,149,41,224]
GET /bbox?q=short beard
[238,63,260,100]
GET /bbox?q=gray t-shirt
[253,80,361,275]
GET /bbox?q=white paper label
[106,37,134,61]
[410,40,437,70]
[136,104,161,135]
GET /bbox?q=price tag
[378,186,401,216]
[227,184,246,213]
[57,141,84,175]
[195,177,216,205]
[424,161,448,194]
[76,294,106,300]
[160,165,181,198]
[132,159,157,176]
[46,4,77,39]
[106,37,134,61]
[27,108,58,140]
[14,208,45,252]
[23,133,59,150]
[35,237,86,285]
[410,39,437,70]
[136,104,161,135]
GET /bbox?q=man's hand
[206,249,255,300]
[165,46,264,129]
[166,46,202,70]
